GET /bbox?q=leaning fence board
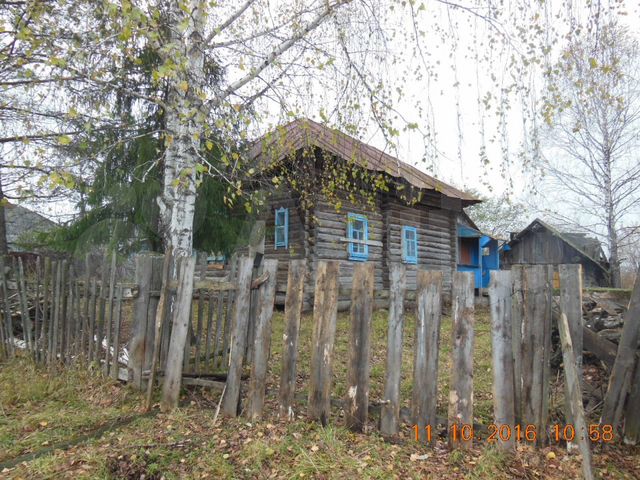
[489,270,516,450]
[246,259,278,420]
[161,256,197,411]
[145,251,172,411]
[559,264,583,428]
[308,261,340,426]
[221,256,254,417]
[345,262,374,432]
[412,270,442,444]
[278,259,307,420]
[558,312,594,480]
[601,265,640,432]
[449,271,475,449]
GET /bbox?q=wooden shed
[249,119,479,309]
[501,218,610,287]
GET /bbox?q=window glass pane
[275,226,284,244]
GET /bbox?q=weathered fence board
[345,262,374,432]
[511,265,524,425]
[521,265,553,447]
[559,264,583,428]
[380,263,407,437]
[558,312,594,480]
[278,259,307,420]
[489,270,515,450]
[246,259,278,419]
[602,266,640,433]
[129,256,154,389]
[160,256,197,411]
[412,270,442,444]
[308,260,340,426]
[449,271,475,450]
[221,256,254,417]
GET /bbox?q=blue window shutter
[402,226,418,264]
[275,207,289,249]
[348,213,369,261]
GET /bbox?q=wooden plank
[412,270,442,444]
[344,262,374,432]
[521,265,553,447]
[204,290,215,372]
[448,271,475,449]
[246,259,278,419]
[213,289,225,370]
[103,252,117,375]
[623,356,640,444]
[88,277,98,363]
[65,269,74,364]
[17,258,32,351]
[221,256,254,417]
[73,280,81,362]
[160,255,197,411]
[559,264,583,428]
[194,263,206,374]
[308,260,340,425]
[110,285,123,379]
[511,265,524,424]
[128,255,153,390]
[96,252,109,366]
[558,312,594,480]
[278,259,307,419]
[489,270,515,450]
[0,257,14,358]
[222,256,238,369]
[601,265,640,432]
[50,260,61,367]
[145,252,172,411]
[34,257,41,362]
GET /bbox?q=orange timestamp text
[412,423,615,443]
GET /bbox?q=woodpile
[582,292,627,344]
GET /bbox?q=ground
[1,307,639,479]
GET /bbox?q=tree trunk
[0,175,9,255]
[157,0,206,258]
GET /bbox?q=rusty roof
[249,118,478,203]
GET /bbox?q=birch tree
[541,24,640,288]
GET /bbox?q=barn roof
[507,218,609,273]
[5,203,56,251]
[249,118,478,205]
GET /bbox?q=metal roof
[249,118,479,204]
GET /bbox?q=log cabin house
[249,119,479,309]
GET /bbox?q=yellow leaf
[58,135,72,145]
[178,80,188,92]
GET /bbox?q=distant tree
[541,24,640,288]
[465,191,530,238]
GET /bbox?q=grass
[1,305,639,479]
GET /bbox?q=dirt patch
[106,453,162,480]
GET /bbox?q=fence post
[559,264,583,428]
[412,270,442,444]
[161,255,197,411]
[128,255,154,390]
[308,260,339,426]
[557,312,594,479]
[521,265,553,447]
[345,262,374,432]
[246,259,278,419]
[623,358,640,444]
[278,259,307,419]
[489,270,515,450]
[448,271,475,450]
[221,256,254,417]
[380,263,406,436]
[511,265,524,425]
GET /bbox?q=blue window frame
[274,207,288,249]
[402,226,418,264]
[348,213,368,261]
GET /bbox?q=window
[348,213,368,261]
[402,226,418,264]
[274,207,288,249]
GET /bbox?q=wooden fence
[2,253,639,478]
